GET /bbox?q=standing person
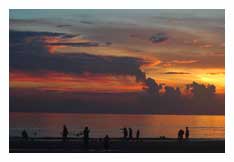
[180,129,184,140]
[22,130,29,141]
[177,129,181,139]
[83,126,90,148]
[103,134,110,151]
[62,125,69,142]
[129,128,133,140]
[185,127,190,139]
[182,129,184,139]
[136,129,140,140]
[177,129,184,140]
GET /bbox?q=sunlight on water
[9,112,224,138]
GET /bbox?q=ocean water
[9,112,224,139]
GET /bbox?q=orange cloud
[10,71,144,93]
[161,60,198,67]
[171,60,198,64]
[42,36,64,54]
[200,44,213,48]
[41,35,99,54]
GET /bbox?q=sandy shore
[9,137,225,153]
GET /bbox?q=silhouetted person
[22,130,28,140]
[136,129,140,140]
[121,127,128,139]
[185,127,190,139]
[103,135,110,150]
[129,128,133,139]
[62,125,69,142]
[177,129,184,141]
[83,126,90,149]
[181,129,184,139]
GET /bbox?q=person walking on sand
[136,129,140,140]
[185,127,190,139]
[62,125,69,142]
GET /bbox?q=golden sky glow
[10,10,224,95]
[10,71,144,93]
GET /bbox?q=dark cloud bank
[9,30,224,115]
[10,87,224,115]
[10,30,146,82]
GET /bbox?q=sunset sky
[9,10,225,114]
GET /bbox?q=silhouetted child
[83,126,90,148]
[103,135,110,150]
[136,129,140,140]
[129,128,133,140]
[22,130,28,140]
[185,127,190,139]
[62,125,69,141]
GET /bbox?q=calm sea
[9,112,224,139]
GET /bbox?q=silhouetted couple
[121,127,132,139]
[177,127,190,141]
[121,127,140,140]
[62,125,90,149]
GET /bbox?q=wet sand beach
[9,137,224,153]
